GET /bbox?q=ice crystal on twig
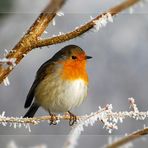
[0,58,16,67]
[0,112,33,132]
[43,30,48,34]
[3,77,10,86]
[64,106,116,148]
[90,16,94,20]
[63,98,148,148]
[57,11,64,16]
[52,11,64,27]
[4,49,9,55]
[52,18,56,26]
[59,32,64,35]
[128,98,139,112]
[0,99,147,139]
[93,13,113,31]
[129,7,134,14]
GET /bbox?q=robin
[24,45,92,125]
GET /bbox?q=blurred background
[0,0,148,147]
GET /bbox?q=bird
[23,45,92,125]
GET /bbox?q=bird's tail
[23,103,39,118]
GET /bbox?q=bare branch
[106,128,148,148]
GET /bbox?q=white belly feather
[35,77,87,113]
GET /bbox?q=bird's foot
[49,113,57,125]
[68,111,77,126]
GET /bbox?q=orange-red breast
[24,45,92,125]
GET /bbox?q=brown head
[52,45,92,83]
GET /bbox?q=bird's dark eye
[72,56,77,60]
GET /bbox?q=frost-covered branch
[0,0,145,84]
[63,98,148,148]
[0,0,66,84]
[0,98,147,135]
[106,127,148,148]
[0,58,16,86]
[0,58,16,67]
[34,0,142,48]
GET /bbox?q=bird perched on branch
[24,45,92,125]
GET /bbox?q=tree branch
[0,98,147,133]
[0,0,66,83]
[0,0,143,84]
[63,98,148,148]
[106,127,148,148]
[34,0,140,48]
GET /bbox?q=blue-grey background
[0,0,148,147]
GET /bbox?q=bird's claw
[68,111,77,126]
[49,114,57,125]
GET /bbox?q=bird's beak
[86,56,92,59]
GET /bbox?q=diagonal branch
[0,0,142,84]
[34,0,140,48]
[106,127,148,148]
[0,0,66,83]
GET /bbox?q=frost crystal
[0,58,16,66]
[4,49,9,54]
[129,7,134,14]
[59,32,64,35]
[25,123,31,132]
[64,97,148,148]
[23,54,27,57]
[93,13,113,31]
[90,16,94,20]
[128,98,139,112]
[43,30,48,34]
[52,18,56,26]
[106,13,113,22]
[57,11,64,16]
[3,77,10,86]
[64,107,114,148]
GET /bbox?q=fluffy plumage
[35,77,87,112]
[24,45,91,118]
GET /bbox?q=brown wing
[24,59,54,108]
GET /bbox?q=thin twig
[106,128,148,148]
[0,0,66,83]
